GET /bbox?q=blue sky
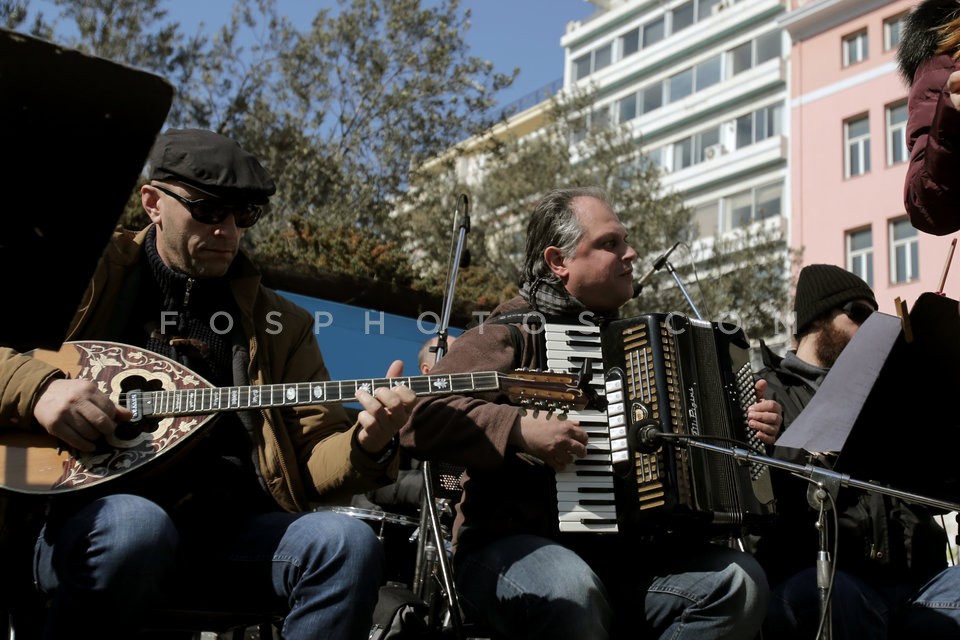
[163,0,597,110]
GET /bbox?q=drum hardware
[315,506,422,588]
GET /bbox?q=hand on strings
[747,378,782,446]
[32,378,133,452]
[354,359,417,456]
[514,412,589,472]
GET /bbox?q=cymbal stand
[412,194,469,639]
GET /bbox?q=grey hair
[519,186,611,288]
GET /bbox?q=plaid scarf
[519,276,589,317]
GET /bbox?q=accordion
[548,313,776,534]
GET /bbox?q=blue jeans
[454,533,768,640]
[765,566,960,639]
[33,494,384,640]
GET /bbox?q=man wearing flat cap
[754,264,960,639]
[0,128,415,639]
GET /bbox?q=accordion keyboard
[544,322,626,533]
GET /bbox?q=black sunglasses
[841,301,875,324]
[153,184,263,228]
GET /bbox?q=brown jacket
[0,226,396,511]
[400,295,562,554]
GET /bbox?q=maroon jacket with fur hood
[899,0,960,235]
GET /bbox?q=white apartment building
[562,0,789,249]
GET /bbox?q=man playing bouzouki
[0,128,416,640]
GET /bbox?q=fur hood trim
[898,0,960,85]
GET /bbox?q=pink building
[782,0,959,313]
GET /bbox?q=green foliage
[255,214,418,285]
[12,0,791,340]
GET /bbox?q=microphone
[633,422,686,453]
[636,423,663,452]
[633,241,681,297]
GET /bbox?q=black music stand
[778,292,960,498]
[0,29,173,351]
[773,292,960,639]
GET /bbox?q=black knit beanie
[793,264,878,337]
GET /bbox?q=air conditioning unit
[704,144,726,160]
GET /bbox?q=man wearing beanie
[0,128,417,639]
[754,264,960,638]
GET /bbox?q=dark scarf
[519,276,589,317]
[142,226,238,387]
[518,276,618,325]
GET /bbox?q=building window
[845,115,871,178]
[697,127,722,162]
[843,29,868,67]
[670,127,724,171]
[573,54,591,81]
[729,41,752,76]
[618,93,638,123]
[673,1,695,32]
[890,218,919,283]
[755,31,781,65]
[641,84,663,114]
[621,29,640,58]
[735,103,783,149]
[668,68,694,102]
[720,181,783,232]
[572,42,613,81]
[884,13,906,51]
[594,43,613,73]
[698,0,721,20]
[755,182,782,221]
[643,16,666,48]
[695,55,722,91]
[693,201,719,238]
[729,31,780,78]
[673,137,694,170]
[847,228,874,287]
[886,101,908,165]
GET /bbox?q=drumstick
[937,238,957,295]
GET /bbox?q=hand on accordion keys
[512,411,588,472]
[635,379,782,451]
[747,378,783,446]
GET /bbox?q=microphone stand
[650,432,960,640]
[663,259,703,321]
[412,193,469,639]
[633,244,703,321]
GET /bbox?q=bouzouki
[0,341,586,495]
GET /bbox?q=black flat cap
[148,128,276,204]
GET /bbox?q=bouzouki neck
[129,372,504,420]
